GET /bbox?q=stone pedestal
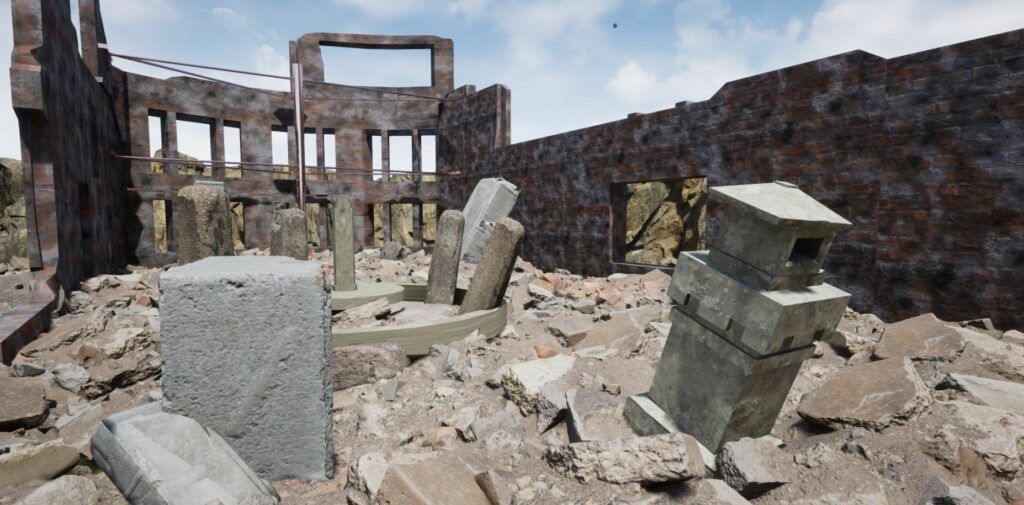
[175,184,233,264]
[332,198,356,291]
[426,210,464,304]
[460,178,520,263]
[271,208,308,260]
[160,256,333,480]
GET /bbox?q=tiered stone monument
[625,181,852,452]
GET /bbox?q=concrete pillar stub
[459,217,523,314]
[175,184,234,264]
[270,208,308,260]
[332,198,357,291]
[425,210,464,304]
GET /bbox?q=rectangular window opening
[324,132,337,169]
[176,117,213,176]
[421,134,436,182]
[389,133,412,184]
[613,176,708,267]
[789,237,824,263]
[224,122,242,178]
[148,113,164,173]
[271,127,290,179]
[370,134,382,181]
[319,45,432,88]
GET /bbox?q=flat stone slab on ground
[498,355,575,414]
[924,401,1024,478]
[14,475,99,505]
[0,376,49,430]
[0,439,79,488]
[797,357,930,430]
[544,432,704,484]
[565,388,634,442]
[91,402,279,505]
[332,342,409,391]
[940,373,1024,416]
[715,437,793,498]
[874,313,964,361]
[377,451,491,505]
[919,475,995,505]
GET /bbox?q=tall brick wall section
[439,30,1024,330]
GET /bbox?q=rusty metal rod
[113,55,284,97]
[292,61,307,210]
[113,154,456,176]
[109,51,290,80]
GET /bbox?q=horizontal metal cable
[113,154,456,177]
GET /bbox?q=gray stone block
[332,198,357,292]
[160,256,333,480]
[176,184,234,264]
[641,309,814,451]
[460,178,520,263]
[426,210,464,304]
[460,217,524,314]
[668,251,850,356]
[90,402,279,505]
[270,208,308,260]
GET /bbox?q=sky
[1,0,1023,160]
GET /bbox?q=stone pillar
[460,178,521,263]
[332,197,356,291]
[271,208,308,260]
[425,210,464,304]
[175,184,233,264]
[459,217,523,314]
[160,256,333,480]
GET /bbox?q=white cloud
[448,0,489,17]
[211,7,249,34]
[98,0,178,24]
[331,0,429,19]
[606,0,1024,112]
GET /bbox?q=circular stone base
[331,281,405,311]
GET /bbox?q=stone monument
[625,181,852,452]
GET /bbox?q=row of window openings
[147,116,437,179]
[151,200,438,253]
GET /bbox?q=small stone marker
[460,217,524,314]
[460,177,520,263]
[331,197,357,291]
[426,209,464,304]
[161,256,333,480]
[176,184,233,264]
[270,208,308,260]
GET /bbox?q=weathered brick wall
[440,31,1024,330]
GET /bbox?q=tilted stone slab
[873,313,964,361]
[161,256,333,480]
[460,177,520,263]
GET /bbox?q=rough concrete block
[460,217,524,314]
[90,402,279,505]
[426,210,464,304]
[460,177,520,263]
[0,439,79,489]
[270,208,308,260]
[332,198,357,291]
[175,184,234,264]
[161,256,333,480]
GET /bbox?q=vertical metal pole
[291,61,306,210]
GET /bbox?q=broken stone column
[331,197,356,291]
[460,178,520,263]
[175,184,233,264]
[270,208,308,260]
[459,217,524,314]
[625,181,852,452]
[90,402,279,505]
[426,209,464,304]
[161,256,333,480]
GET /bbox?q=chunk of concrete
[377,452,491,505]
[940,373,1024,416]
[10,361,45,377]
[14,475,98,505]
[332,197,357,291]
[715,437,793,498]
[161,256,333,480]
[90,403,279,505]
[270,208,308,260]
[460,217,524,314]
[345,452,389,505]
[426,210,464,304]
[546,314,594,346]
[918,476,995,505]
[176,184,234,264]
[573,312,644,352]
[0,439,80,489]
[332,342,409,391]
[797,357,931,430]
[544,432,704,484]
[925,401,1024,477]
[674,479,752,504]
[52,363,90,393]
[0,376,49,430]
[460,177,520,263]
[874,313,964,361]
[499,355,575,414]
[565,388,633,442]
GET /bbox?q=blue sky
[1,0,1024,158]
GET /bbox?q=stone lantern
[624,181,852,452]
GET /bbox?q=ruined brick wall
[440,31,1024,329]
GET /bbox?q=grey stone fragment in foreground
[15,475,98,505]
[460,217,524,314]
[332,342,409,391]
[544,432,704,484]
[90,402,279,505]
[270,208,308,260]
[918,476,995,505]
[176,184,233,264]
[716,437,792,498]
[460,177,520,263]
[332,197,357,291]
[426,210,464,304]
[161,256,333,480]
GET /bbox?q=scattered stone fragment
[573,313,643,351]
[469,411,525,450]
[52,363,90,393]
[499,355,575,414]
[919,476,995,505]
[939,373,1024,416]
[571,299,596,314]
[380,241,410,261]
[345,452,389,505]
[826,328,877,356]
[716,437,793,498]
[0,439,80,488]
[546,314,594,346]
[873,313,965,361]
[377,452,491,505]
[475,469,518,505]
[544,432,704,484]
[925,401,1024,477]
[1003,329,1024,345]
[270,208,308,260]
[426,210,464,304]
[443,405,481,441]
[0,376,49,430]
[101,327,149,358]
[176,184,234,264]
[956,326,1024,382]
[565,388,633,442]
[14,475,99,505]
[671,479,752,504]
[460,217,525,314]
[536,380,570,432]
[797,357,931,430]
[91,403,279,505]
[333,342,409,391]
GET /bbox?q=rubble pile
[1,249,1023,504]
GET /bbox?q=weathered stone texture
[175,185,234,264]
[460,217,524,314]
[426,210,464,304]
[270,208,308,260]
